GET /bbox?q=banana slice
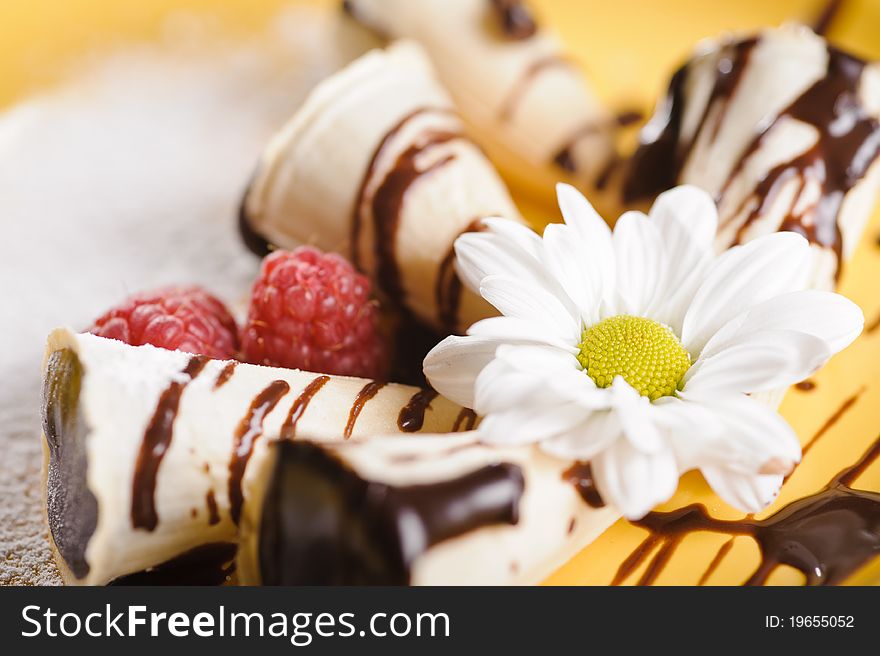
[237,433,618,585]
[240,41,523,334]
[342,0,617,199]
[40,328,469,585]
[622,24,880,289]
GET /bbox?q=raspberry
[241,247,387,379]
[89,286,239,359]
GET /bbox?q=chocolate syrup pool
[613,433,880,586]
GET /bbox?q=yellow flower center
[577,315,691,400]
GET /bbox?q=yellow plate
[2,0,877,585]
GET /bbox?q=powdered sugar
[0,5,353,584]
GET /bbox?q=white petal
[701,467,783,513]
[649,185,718,252]
[542,222,603,325]
[480,274,580,342]
[556,183,611,237]
[556,183,616,312]
[467,316,577,353]
[473,359,547,414]
[648,185,718,330]
[683,329,830,395]
[474,355,593,414]
[700,290,864,360]
[612,211,667,316]
[481,217,544,260]
[609,377,664,453]
[423,335,501,407]
[491,344,611,410]
[541,411,621,461]
[493,343,582,372]
[477,401,591,446]
[665,394,801,474]
[680,232,812,356]
[454,229,546,296]
[592,437,679,520]
[650,395,724,437]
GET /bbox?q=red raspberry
[89,286,239,359]
[241,247,386,379]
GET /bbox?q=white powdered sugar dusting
[0,5,353,584]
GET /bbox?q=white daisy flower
[424,184,864,520]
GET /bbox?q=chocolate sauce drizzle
[624,37,880,278]
[553,146,578,174]
[350,107,454,268]
[696,537,735,586]
[258,440,525,584]
[435,218,488,332]
[801,387,863,456]
[553,111,642,177]
[705,38,758,141]
[372,133,462,305]
[562,461,605,508]
[109,543,236,586]
[795,379,817,392]
[344,381,387,439]
[213,362,238,390]
[453,408,479,432]
[623,38,757,202]
[131,356,208,531]
[349,105,467,321]
[730,49,880,269]
[813,0,845,37]
[594,155,621,191]
[498,56,571,121]
[279,375,330,440]
[389,462,525,568]
[228,380,290,525]
[488,0,537,41]
[552,123,602,174]
[238,182,273,257]
[206,489,220,526]
[397,388,439,432]
[615,430,880,586]
[620,64,688,195]
[615,110,644,127]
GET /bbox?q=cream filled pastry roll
[341,0,617,198]
[40,328,468,585]
[237,433,619,585]
[240,41,523,334]
[622,24,880,289]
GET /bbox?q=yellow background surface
[1,0,878,585]
[3,0,880,110]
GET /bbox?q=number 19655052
[765,615,854,628]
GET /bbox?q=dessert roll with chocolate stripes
[40,328,467,585]
[341,0,617,200]
[623,24,880,289]
[240,41,523,335]
[237,433,619,585]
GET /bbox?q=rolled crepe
[237,433,618,585]
[342,0,617,199]
[622,24,880,289]
[240,41,522,334]
[40,328,470,585]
